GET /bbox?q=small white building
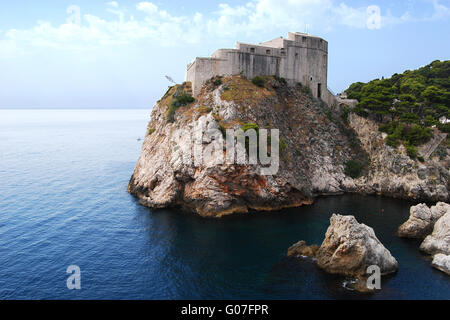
[439,116,450,124]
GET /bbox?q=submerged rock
[398,203,448,238]
[431,254,450,275]
[286,240,319,258]
[316,214,398,277]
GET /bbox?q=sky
[0,0,449,108]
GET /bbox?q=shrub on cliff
[404,142,418,159]
[167,92,195,122]
[251,76,266,88]
[344,160,363,179]
[380,121,432,153]
[273,75,287,85]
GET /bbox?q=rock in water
[397,203,448,238]
[420,208,450,255]
[286,241,319,258]
[431,254,450,275]
[316,214,398,277]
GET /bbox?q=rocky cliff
[129,76,449,217]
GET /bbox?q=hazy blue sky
[0,0,449,108]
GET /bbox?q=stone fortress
[186,32,337,106]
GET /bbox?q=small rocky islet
[286,202,450,292]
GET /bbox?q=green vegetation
[213,77,223,86]
[273,75,287,85]
[251,76,266,88]
[324,108,333,121]
[404,142,418,159]
[345,60,450,158]
[240,123,287,155]
[298,82,312,97]
[147,128,156,136]
[379,122,432,149]
[242,123,260,132]
[167,91,195,122]
[279,137,287,152]
[341,106,350,123]
[344,160,364,179]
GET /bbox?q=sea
[0,109,448,299]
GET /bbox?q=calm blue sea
[0,109,449,300]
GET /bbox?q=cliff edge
[129,76,449,217]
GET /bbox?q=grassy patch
[220,76,275,103]
[251,76,266,87]
[167,91,195,122]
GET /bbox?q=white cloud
[1,0,449,53]
[137,2,158,14]
[107,1,119,8]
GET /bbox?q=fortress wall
[259,37,285,48]
[187,57,230,96]
[186,32,334,105]
[236,42,283,56]
[237,52,282,79]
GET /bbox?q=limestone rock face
[431,254,450,275]
[286,241,319,258]
[129,76,449,217]
[316,214,398,277]
[347,113,449,202]
[398,203,448,238]
[420,209,450,255]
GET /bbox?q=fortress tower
[186,32,336,106]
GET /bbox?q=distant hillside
[345,60,450,158]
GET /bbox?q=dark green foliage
[273,75,287,85]
[175,92,195,105]
[404,142,418,159]
[380,121,432,151]
[346,60,449,154]
[213,78,223,86]
[251,76,266,87]
[279,138,287,152]
[438,123,450,133]
[324,108,332,121]
[344,160,363,178]
[299,84,312,97]
[167,92,195,122]
[241,123,260,155]
[218,124,226,138]
[341,107,350,123]
[345,60,449,131]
